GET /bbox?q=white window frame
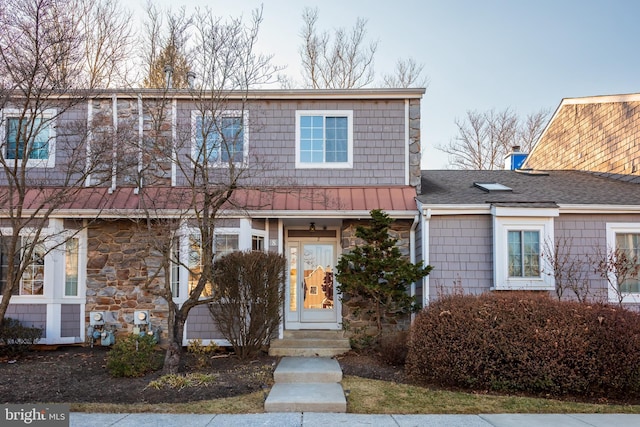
[0,108,57,168]
[295,110,353,169]
[191,110,248,167]
[606,223,640,304]
[492,207,557,291]
[62,230,87,300]
[171,226,242,303]
[0,221,86,302]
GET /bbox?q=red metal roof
[3,186,417,215]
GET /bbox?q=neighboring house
[523,93,640,181]
[416,169,640,307]
[0,88,424,345]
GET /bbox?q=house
[416,169,640,306]
[522,93,640,181]
[0,88,425,346]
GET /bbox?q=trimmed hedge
[406,292,640,399]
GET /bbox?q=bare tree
[299,7,377,89]
[141,2,192,89]
[593,246,640,306]
[382,57,429,88]
[542,237,591,302]
[0,0,113,324]
[78,0,137,88]
[438,108,549,170]
[134,6,283,374]
[517,108,550,153]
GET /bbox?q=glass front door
[286,240,339,328]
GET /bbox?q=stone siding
[85,220,169,339]
[339,218,414,336]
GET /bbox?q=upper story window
[492,206,557,291]
[606,223,640,303]
[1,109,56,168]
[295,110,353,169]
[192,111,247,165]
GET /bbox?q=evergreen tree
[336,209,432,335]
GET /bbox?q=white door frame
[284,233,341,330]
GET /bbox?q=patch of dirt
[0,346,279,404]
[0,346,404,405]
[337,351,406,383]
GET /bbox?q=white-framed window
[606,223,640,303]
[1,109,56,168]
[295,110,353,168]
[508,230,540,278]
[0,224,86,299]
[492,207,557,291]
[192,110,248,166]
[171,229,241,301]
[252,235,265,251]
[64,238,79,297]
[21,239,45,296]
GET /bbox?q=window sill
[492,283,555,292]
[295,162,353,169]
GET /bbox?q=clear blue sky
[146,0,640,169]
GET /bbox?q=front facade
[0,88,424,345]
[417,170,640,307]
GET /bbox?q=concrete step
[283,330,345,340]
[264,382,346,413]
[269,330,351,357]
[273,357,342,383]
[268,346,349,357]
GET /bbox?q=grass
[146,373,218,391]
[68,375,640,414]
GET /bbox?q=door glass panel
[302,244,334,310]
[289,246,297,312]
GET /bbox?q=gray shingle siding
[61,304,81,338]
[428,215,493,296]
[6,304,47,338]
[185,304,224,340]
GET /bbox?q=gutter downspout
[410,213,419,322]
[422,206,431,309]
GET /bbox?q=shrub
[336,209,432,340]
[406,292,640,399]
[187,339,219,369]
[0,318,43,357]
[377,330,409,366]
[209,250,286,359]
[106,334,163,377]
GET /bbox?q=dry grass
[342,376,640,414]
[70,391,266,414]
[69,376,640,414]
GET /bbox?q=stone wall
[409,98,422,192]
[85,220,169,339]
[339,219,414,339]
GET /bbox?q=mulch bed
[0,346,403,404]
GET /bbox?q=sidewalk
[70,412,640,427]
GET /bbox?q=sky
[142,0,640,169]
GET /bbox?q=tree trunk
[163,309,185,374]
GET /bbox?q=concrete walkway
[70,412,640,427]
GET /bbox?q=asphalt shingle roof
[418,170,640,206]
